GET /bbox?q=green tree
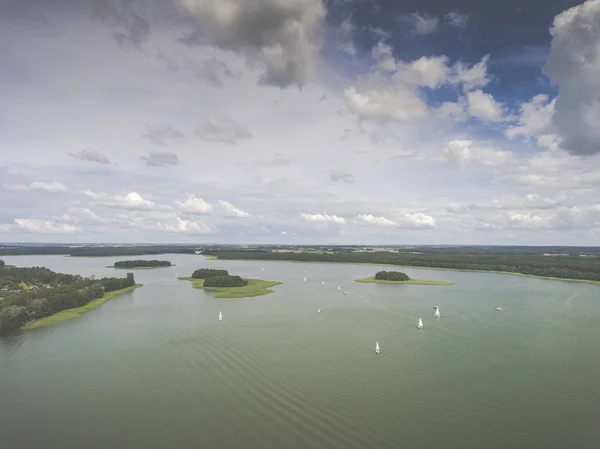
[0,259,5,267]
[204,275,248,287]
[0,305,28,333]
[192,268,229,279]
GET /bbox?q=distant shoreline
[179,277,282,298]
[106,265,170,269]
[355,276,454,285]
[22,284,143,330]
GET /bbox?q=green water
[1,255,600,449]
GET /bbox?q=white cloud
[99,192,156,211]
[157,215,212,234]
[395,212,436,229]
[218,200,251,218]
[355,214,396,226]
[4,182,68,193]
[0,224,11,233]
[409,13,439,35]
[506,94,557,150]
[444,140,513,168]
[543,0,600,155]
[143,125,185,146]
[175,194,213,215]
[14,219,79,234]
[330,171,356,183]
[68,149,111,164]
[300,212,346,224]
[466,90,504,122]
[196,118,253,145]
[445,10,469,29]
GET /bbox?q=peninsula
[355,270,454,286]
[179,268,282,298]
[109,259,172,269]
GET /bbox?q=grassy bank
[22,284,143,330]
[206,255,600,286]
[355,276,455,285]
[179,277,282,298]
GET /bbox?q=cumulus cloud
[543,0,600,156]
[445,10,469,28]
[196,118,253,144]
[444,140,513,168]
[403,12,439,36]
[156,215,212,234]
[175,193,213,214]
[14,218,79,233]
[140,150,181,167]
[143,125,185,146]
[395,212,435,229]
[68,149,111,164]
[355,214,396,226]
[300,212,346,224]
[330,171,356,183]
[99,192,156,211]
[466,90,504,122]
[4,182,67,193]
[218,200,251,218]
[176,0,326,88]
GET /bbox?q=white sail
[375,341,380,354]
[322,281,325,286]
[261,267,265,272]
[317,309,322,313]
[434,306,440,318]
[418,318,423,329]
[218,310,223,321]
[337,285,341,291]
[304,277,307,282]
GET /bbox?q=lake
[1,254,600,449]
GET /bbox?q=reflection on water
[1,254,600,449]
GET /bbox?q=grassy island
[355,270,454,285]
[180,268,282,298]
[23,284,142,330]
[0,267,139,334]
[109,260,172,269]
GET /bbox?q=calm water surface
[1,254,600,449]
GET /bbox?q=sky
[1,0,600,245]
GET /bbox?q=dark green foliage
[0,245,199,257]
[0,306,28,333]
[0,260,5,266]
[204,249,600,283]
[0,267,135,334]
[191,268,229,279]
[203,275,248,288]
[113,260,171,268]
[375,271,410,281]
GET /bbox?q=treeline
[375,271,410,281]
[0,260,4,266]
[203,250,600,282]
[0,268,135,334]
[114,260,171,268]
[190,268,248,287]
[0,245,200,257]
[192,268,229,279]
[204,276,248,288]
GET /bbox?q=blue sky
[0,0,600,245]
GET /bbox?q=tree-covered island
[0,266,141,334]
[355,270,455,285]
[179,268,282,298]
[110,260,172,268]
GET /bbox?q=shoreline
[22,284,143,330]
[179,277,282,298]
[106,265,171,269]
[355,276,455,285]
[205,256,600,286]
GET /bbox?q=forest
[204,275,248,288]
[0,266,135,334]
[203,249,600,282]
[0,245,199,257]
[191,268,229,279]
[113,260,171,268]
[375,271,410,281]
[0,259,4,266]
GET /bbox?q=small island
[179,268,282,298]
[0,267,142,333]
[108,260,172,269]
[355,270,455,285]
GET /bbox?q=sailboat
[322,281,325,286]
[337,285,341,291]
[417,318,424,329]
[375,341,380,354]
[434,306,440,318]
[261,267,265,272]
[317,309,322,313]
[218,310,223,322]
[304,277,307,282]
